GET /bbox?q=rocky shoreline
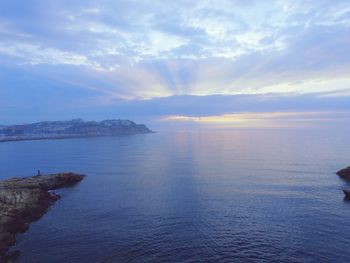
[0,173,84,263]
[337,167,350,198]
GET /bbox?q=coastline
[0,173,85,262]
[0,132,155,144]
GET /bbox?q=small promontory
[336,167,350,181]
[0,173,84,262]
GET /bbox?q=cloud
[0,42,98,67]
[0,0,349,124]
[1,0,349,64]
[104,93,350,118]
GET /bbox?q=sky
[0,0,349,129]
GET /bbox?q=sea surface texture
[1,129,350,262]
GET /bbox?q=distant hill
[0,119,153,142]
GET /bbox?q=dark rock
[336,167,350,181]
[1,173,84,190]
[343,189,350,199]
[0,173,84,262]
[0,250,20,263]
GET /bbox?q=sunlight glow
[161,111,350,128]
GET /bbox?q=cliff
[0,173,85,262]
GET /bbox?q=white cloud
[0,0,350,100]
[135,31,188,57]
[0,42,105,70]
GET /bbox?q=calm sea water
[1,129,350,262]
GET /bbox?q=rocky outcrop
[336,167,350,181]
[0,173,84,262]
[337,167,350,198]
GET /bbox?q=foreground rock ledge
[0,173,84,262]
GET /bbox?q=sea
[1,129,350,262]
